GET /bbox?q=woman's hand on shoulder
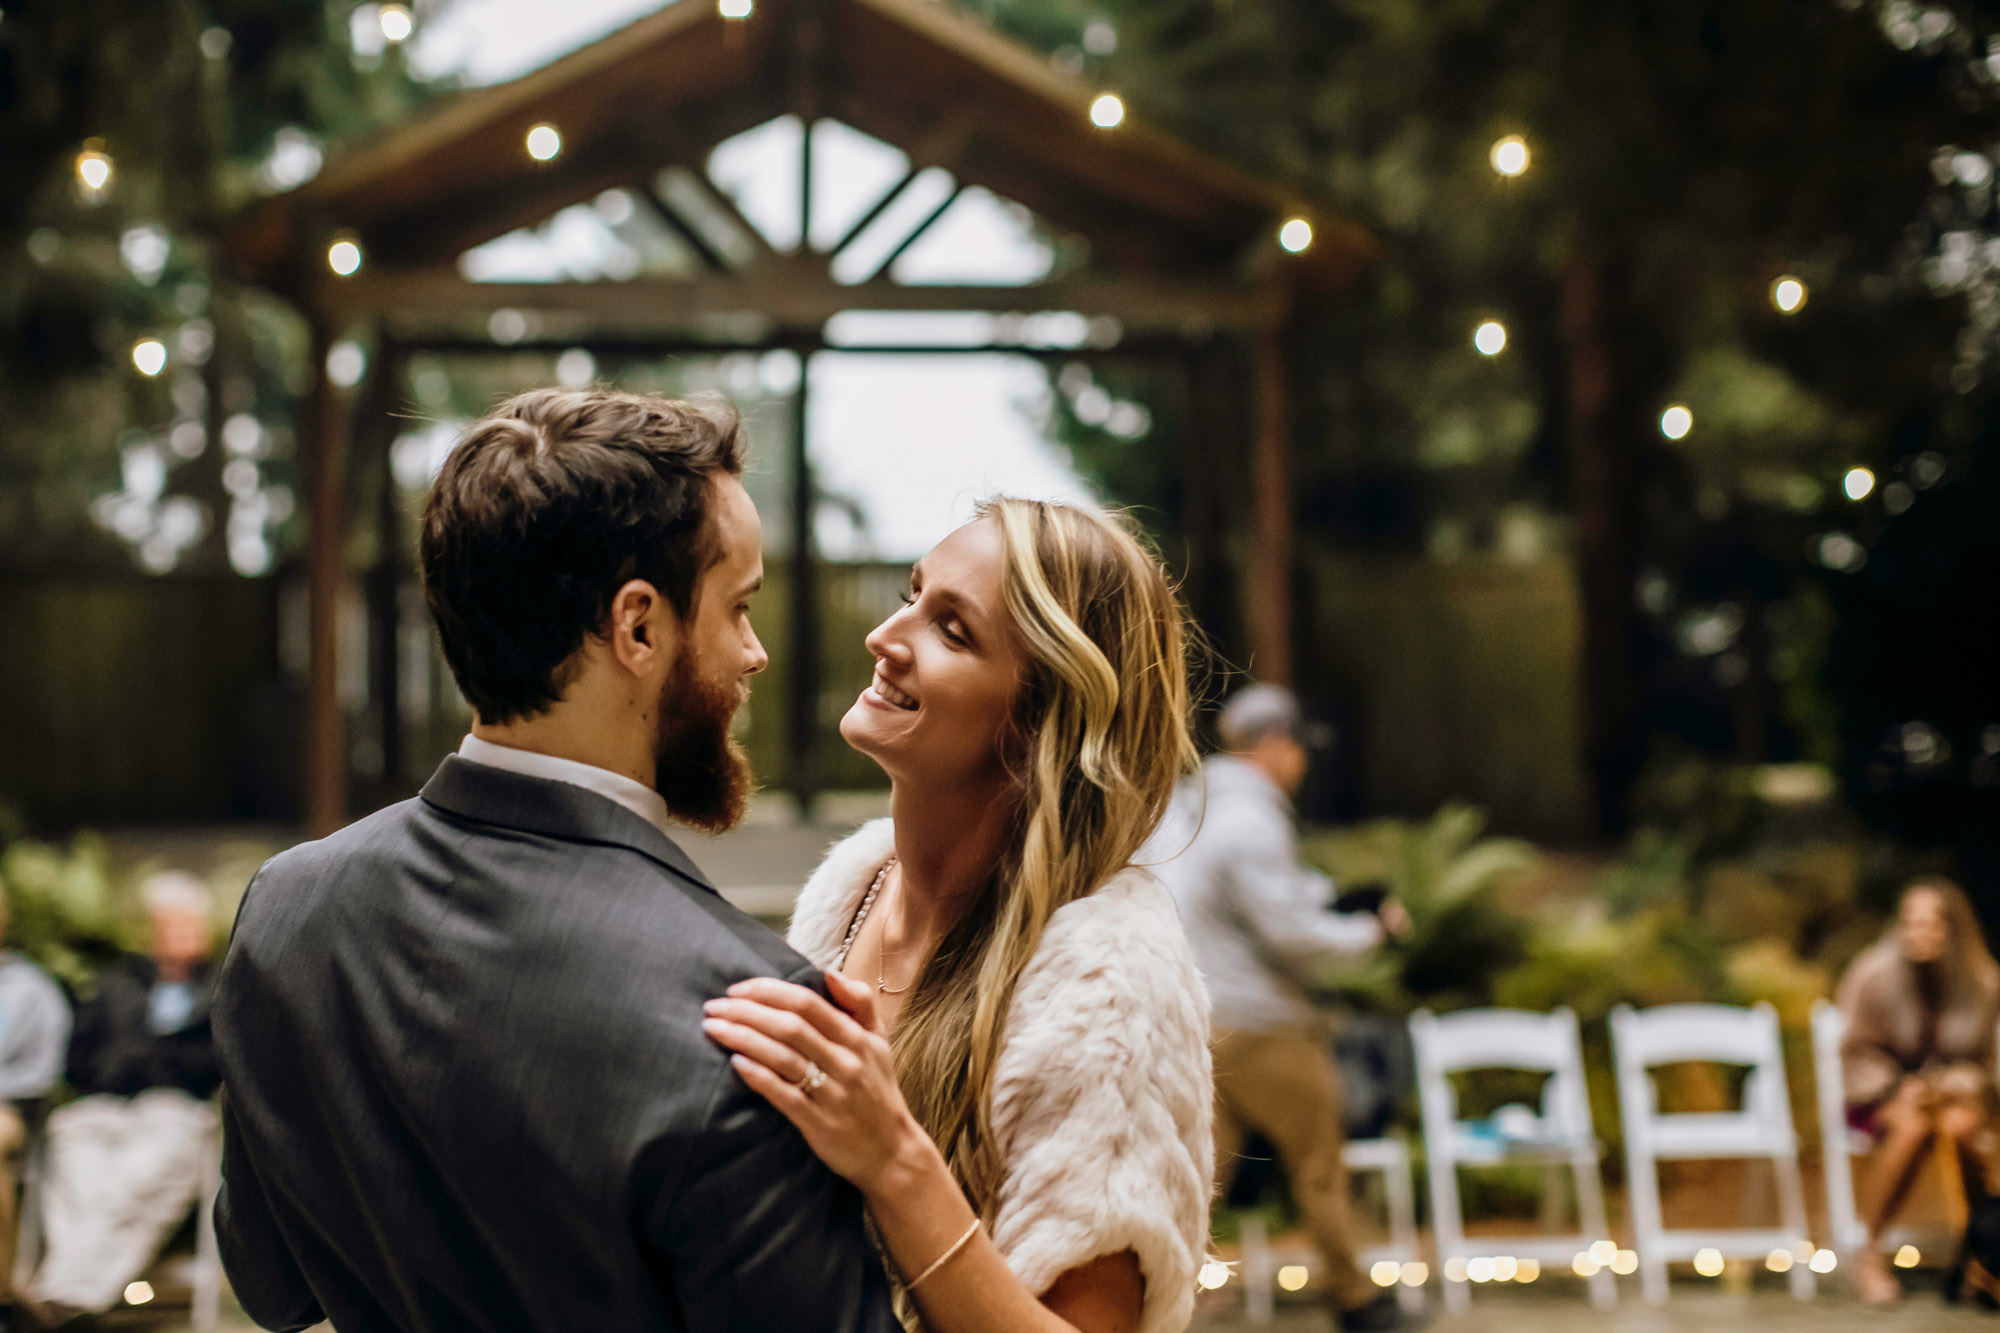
[703,971,938,1193]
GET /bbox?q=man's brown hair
[419,388,745,724]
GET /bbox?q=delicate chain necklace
[835,856,917,994]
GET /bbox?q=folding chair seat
[1611,1002,1814,1304]
[1410,1007,1616,1312]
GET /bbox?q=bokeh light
[378,4,413,42]
[526,124,563,162]
[1196,1260,1230,1290]
[1371,1261,1401,1286]
[1660,404,1693,440]
[327,236,363,277]
[1490,134,1530,176]
[124,1281,154,1305]
[76,142,113,193]
[1766,1248,1794,1273]
[1893,1245,1920,1268]
[718,0,753,16]
[1474,320,1508,356]
[1279,218,1314,253]
[1772,275,1807,312]
[1692,1248,1725,1277]
[1809,1249,1838,1274]
[1089,93,1125,129]
[1843,466,1876,500]
[1276,1265,1309,1291]
[131,339,167,377]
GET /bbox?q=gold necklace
[876,866,918,996]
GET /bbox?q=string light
[1692,1248,1725,1277]
[1772,276,1807,313]
[1370,1261,1401,1286]
[379,4,413,42]
[76,140,113,194]
[1490,134,1530,177]
[1843,466,1875,500]
[1893,1245,1921,1269]
[718,0,753,15]
[1278,218,1314,253]
[1474,321,1508,356]
[1196,1261,1230,1290]
[1276,1265,1309,1291]
[327,235,363,277]
[131,338,167,377]
[124,1282,154,1305]
[1089,94,1125,129]
[1660,404,1693,440]
[525,124,562,162]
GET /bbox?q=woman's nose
[864,611,913,663]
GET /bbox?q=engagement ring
[797,1061,827,1095]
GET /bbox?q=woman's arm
[702,975,1143,1333]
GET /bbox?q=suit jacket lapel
[419,756,719,894]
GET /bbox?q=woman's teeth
[874,679,919,711]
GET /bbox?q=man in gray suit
[214,390,897,1332]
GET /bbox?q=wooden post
[1245,313,1295,686]
[785,347,822,816]
[304,317,350,836]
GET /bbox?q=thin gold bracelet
[905,1218,981,1293]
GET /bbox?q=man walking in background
[1148,683,1413,1332]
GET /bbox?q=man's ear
[607,579,679,677]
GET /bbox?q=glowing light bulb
[1809,1249,1838,1274]
[1571,1252,1600,1278]
[1474,320,1508,356]
[1089,94,1125,129]
[1490,134,1530,176]
[1370,1261,1401,1287]
[1766,1249,1794,1273]
[378,4,413,42]
[1196,1261,1230,1290]
[1772,276,1807,313]
[718,0,753,16]
[1514,1259,1539,1282]
[1660,404,1693,440]
[132,339,167,377]
[1611,1249,1638,1275]
[124,1281,154,1305]
[327,236,363,277]
[1279,218,1314,253]
[1843,466,1875,500]
[1893,1245,1920,1269]
[1277,1265,1309,1292]
[76,142,113,193]
[526,124,562,162]
[1693,1248,1725,1277]
[1400,1262,1429,1286]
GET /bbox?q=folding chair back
[1611,1002,1813,1304]
[1410,1007,1615,1312]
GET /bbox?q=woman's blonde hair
[889,496,1199,1216]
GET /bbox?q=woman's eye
[898,589,916,607]
[940,622,968,648]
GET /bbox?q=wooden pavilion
[225,0,1376,834]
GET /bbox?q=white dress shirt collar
[456,734,674,837]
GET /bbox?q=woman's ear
[608,579,678,677]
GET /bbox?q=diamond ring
[797,1061,827,1095]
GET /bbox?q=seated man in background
[22,872,220,1326]
[0,894,71,1331]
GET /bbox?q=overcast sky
[411,0,1095,560]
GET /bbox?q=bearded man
[213,389,897,1333]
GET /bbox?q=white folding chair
[1611,1002,1814,1304]
[1232,1134,1425,1322]
[1811,999,1954,1268]
[13,1107,223,1332]
[1410,1007,1616,1312]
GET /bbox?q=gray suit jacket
[215,756,898,1333]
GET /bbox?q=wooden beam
[317,270,1285,332]
[786,349,822,814]
[304,318,351,836]
[1245,310,1294,687]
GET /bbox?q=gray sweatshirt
[0,951,69,1100]
[1142,754,1382,1033]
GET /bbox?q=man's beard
[653,649,754,833]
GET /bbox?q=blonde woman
[701,498,1212,1332]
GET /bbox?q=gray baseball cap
[1216,683,1332,750]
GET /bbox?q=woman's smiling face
[839,517,1027,787]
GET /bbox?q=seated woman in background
[1838,875,2000,1305]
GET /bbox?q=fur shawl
[790,818,1215,1333]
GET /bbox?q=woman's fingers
[723,977,869,1046]
[824,969,883,1034]
[702,1016,815,1084]
[729,1054,817,1123]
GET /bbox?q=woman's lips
[868,676,920,711]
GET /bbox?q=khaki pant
[1213,1025,1375,1311]
[0,1103,24,1303]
